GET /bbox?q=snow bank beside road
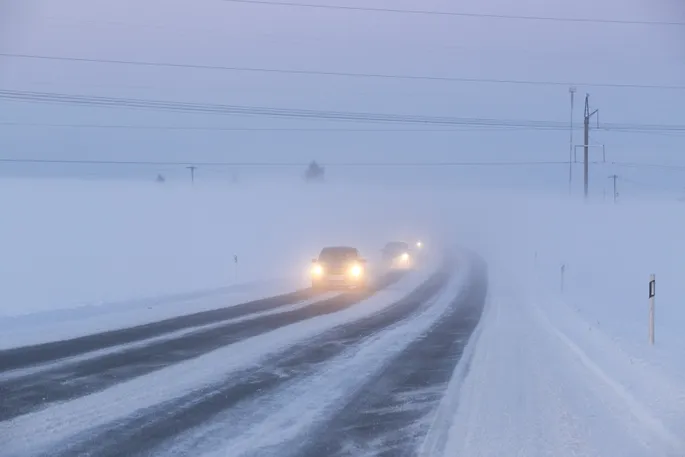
[437,194,685,381]
[4,177,682,361]
[438,274,684,457]
[426,194,685,457]
[0,179,302,317]
[0,178,440,320]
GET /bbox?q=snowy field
[0,178,441,314]
[423,195,685,456]
[1,177,684,456]
[0,178,438,347]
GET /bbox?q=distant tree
[156,174,166,183]
[304,161,325,182]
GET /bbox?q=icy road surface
[2,249,683,457]
[0,252,488,457]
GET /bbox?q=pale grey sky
[0,0,684,191]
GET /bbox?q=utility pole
[568,87,576,194]
[609,174,618,203]
[583,94,599,200]
[187,166,196,185]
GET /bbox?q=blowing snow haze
[0,0,683,187]
[1,1,685,457]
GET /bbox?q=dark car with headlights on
[311,246,368,290]
[381,241,414,270]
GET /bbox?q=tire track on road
[0,289,317,372]
[0,273,404,422]
[297,259,487,457]
[49,264,451,457]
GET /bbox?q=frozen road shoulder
[437,274,684,457]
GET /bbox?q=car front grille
[323,263,347,275]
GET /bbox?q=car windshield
[385,242,409,252]
[319,247,359,262]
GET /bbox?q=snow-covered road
[3,242,682,457]
[432,272,685,457]
[1,251,488,457]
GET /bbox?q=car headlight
[401,252,410,261]
[349,264,363,277]
[311,264,323,276]
[416,241,422,248]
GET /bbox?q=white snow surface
[0,178,437,320]
[3,177,685,456]
[0,266,436,457]
[157,252,472,457]
[453,195,685,383]
[0,291,341,382]
[0,280,297,349]
[0,177,433,347]
[432,270,684,457]
[420,193,685,457]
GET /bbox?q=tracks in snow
[1,254,487,457]
[0,273,404,421]
[0,289,315,372]
[297,259,487,457]
[48,264,452,457]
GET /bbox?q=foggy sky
[0,0,683,191]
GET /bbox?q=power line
[0,121,564,132]
[2,157,683,170]
[0,158,575,167]
[0,89,570,127]
[2,89,685,132]
[620,176,685,193]
[610,161,685,170]
[2,52,683,90]
[0,121,580,133]
[19,22,685,66]
[2,121,685,136]
[223,0,685,26]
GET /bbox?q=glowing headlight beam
[311,264,324,276]
[349,264,363,277]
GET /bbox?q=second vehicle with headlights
[311,246,368,290]
[382,241,414,270]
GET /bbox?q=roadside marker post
[649,274,655,345]
[560,264,566,293]
[234,255,238,283]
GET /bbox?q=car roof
[384,241,409,248]
[320,246,359,253]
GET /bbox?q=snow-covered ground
[0,177,437,346]
[0,265,437,457]
[164,261,471,457]
[422,195,685,457]
[429,272,684,457]
[0,281,298,349]
[2,177,685,456]
[0,179,311,317]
